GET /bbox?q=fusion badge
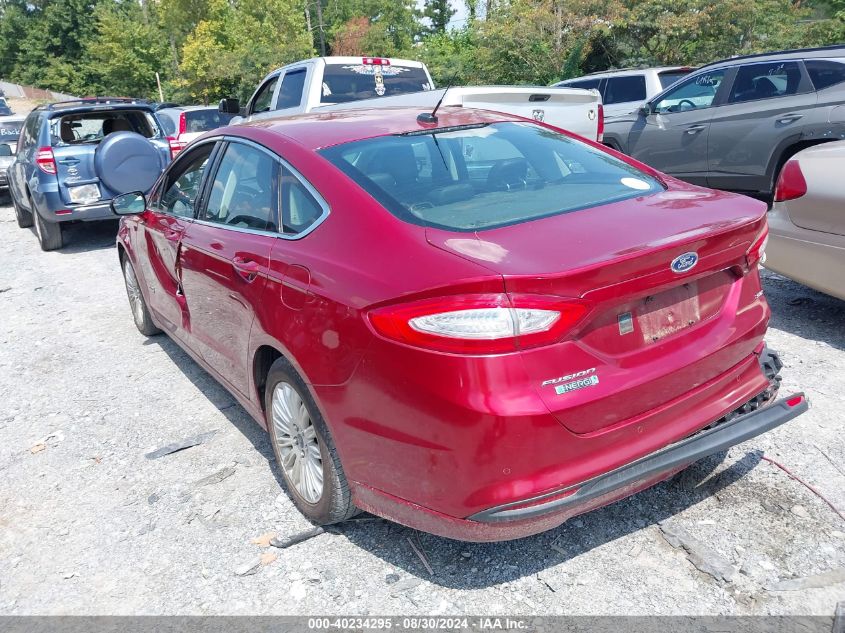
[555,374,599,395]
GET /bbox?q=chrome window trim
[195,135,330,241]
[153,137,219,219]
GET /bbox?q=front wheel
[265,359,358,525]
[122,258,161,336]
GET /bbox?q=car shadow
[333,450,761,588]
[142,333,285,487]
[762,269,845,352]
[48,219,121,254]
[138,327,766,588]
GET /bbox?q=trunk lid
[427,184,768,434]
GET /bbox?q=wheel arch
[767,138,835,194]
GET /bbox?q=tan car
[766,140,845,300]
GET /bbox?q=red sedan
[112,106,807,541]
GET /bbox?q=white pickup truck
[220,56,603,141]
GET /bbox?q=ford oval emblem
[671,252,699,274]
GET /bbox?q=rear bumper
[353,390,807,542]
[36,190,114,223]
[469,391,806,524]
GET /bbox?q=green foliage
[0,0,843,101]
[423,0,457,34]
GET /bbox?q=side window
[204,143,278,232]
[728,61,802,104]
[251,76,279,114]
[567,78,602,90]
[22,113,39,150]
[159,112,177,136]
[159,144,214,217]
[276,69,307,109]
[280,165,325,235]
[604,75,647,104]
[805,59,845,91]
[654,69,726,113]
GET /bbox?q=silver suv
[554,67,692,119]
[602,46,845,199]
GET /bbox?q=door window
[604,76,647,104]
[276,69,307,109]
[563,78,601,90]
[159,144,214,217]
[805,58,845,91]
[203,142,279,232]
[728,61,802,104]
[251,76,279,114]
[653,70,726,113]
[279,165,326,235]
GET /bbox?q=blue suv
[8,98,175,250]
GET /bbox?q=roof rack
[37,97,145,111]
[699,44,845,69]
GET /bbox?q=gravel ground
[0,200,843,616]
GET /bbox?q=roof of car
[571,66,693,79]
[159,105,220,113]
[35,98,156,117]
[699,44,845,69]
[231,106,522,152]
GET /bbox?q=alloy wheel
[272,382,323,504]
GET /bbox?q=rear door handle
[777,114,803,124]
[685,124,707,135]
[232,256,261,282]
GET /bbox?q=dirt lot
[0,201,843,616]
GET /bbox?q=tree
[83,0,173,98]
[171,0,313,103]
[423,0,456,34]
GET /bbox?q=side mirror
[639,103,653,117]
[111,191,146,216]
[219,98,240,115]
[0,143,11,157]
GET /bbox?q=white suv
[554,67,692,119]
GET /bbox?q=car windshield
[320,121,664,232]
[50,110,160,146]
[184,109,237,133]
[320,63,433,104]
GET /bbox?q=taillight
[362,57,390,65]
[36,147,57,175]
[167,136,185,159]
[368,294,590,354]
[178,112,187,136]
[596,103,604,143]
[774,159,807,202]
[747,223,769,267]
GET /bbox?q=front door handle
[777,114,803,124]
[685,124,707,135]
[232,256,261,282]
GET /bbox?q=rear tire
[33,206,63,251]
[11,189,33,228]
[265,358,358,525]
[121,257,161,336]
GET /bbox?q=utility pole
[314,0,326,56]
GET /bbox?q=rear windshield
[0,121,23,143]
[184,109,237,133]
[49,110,161,146]
[659,70,692,89]
[320,63,433,104]
[320,121,664,232]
